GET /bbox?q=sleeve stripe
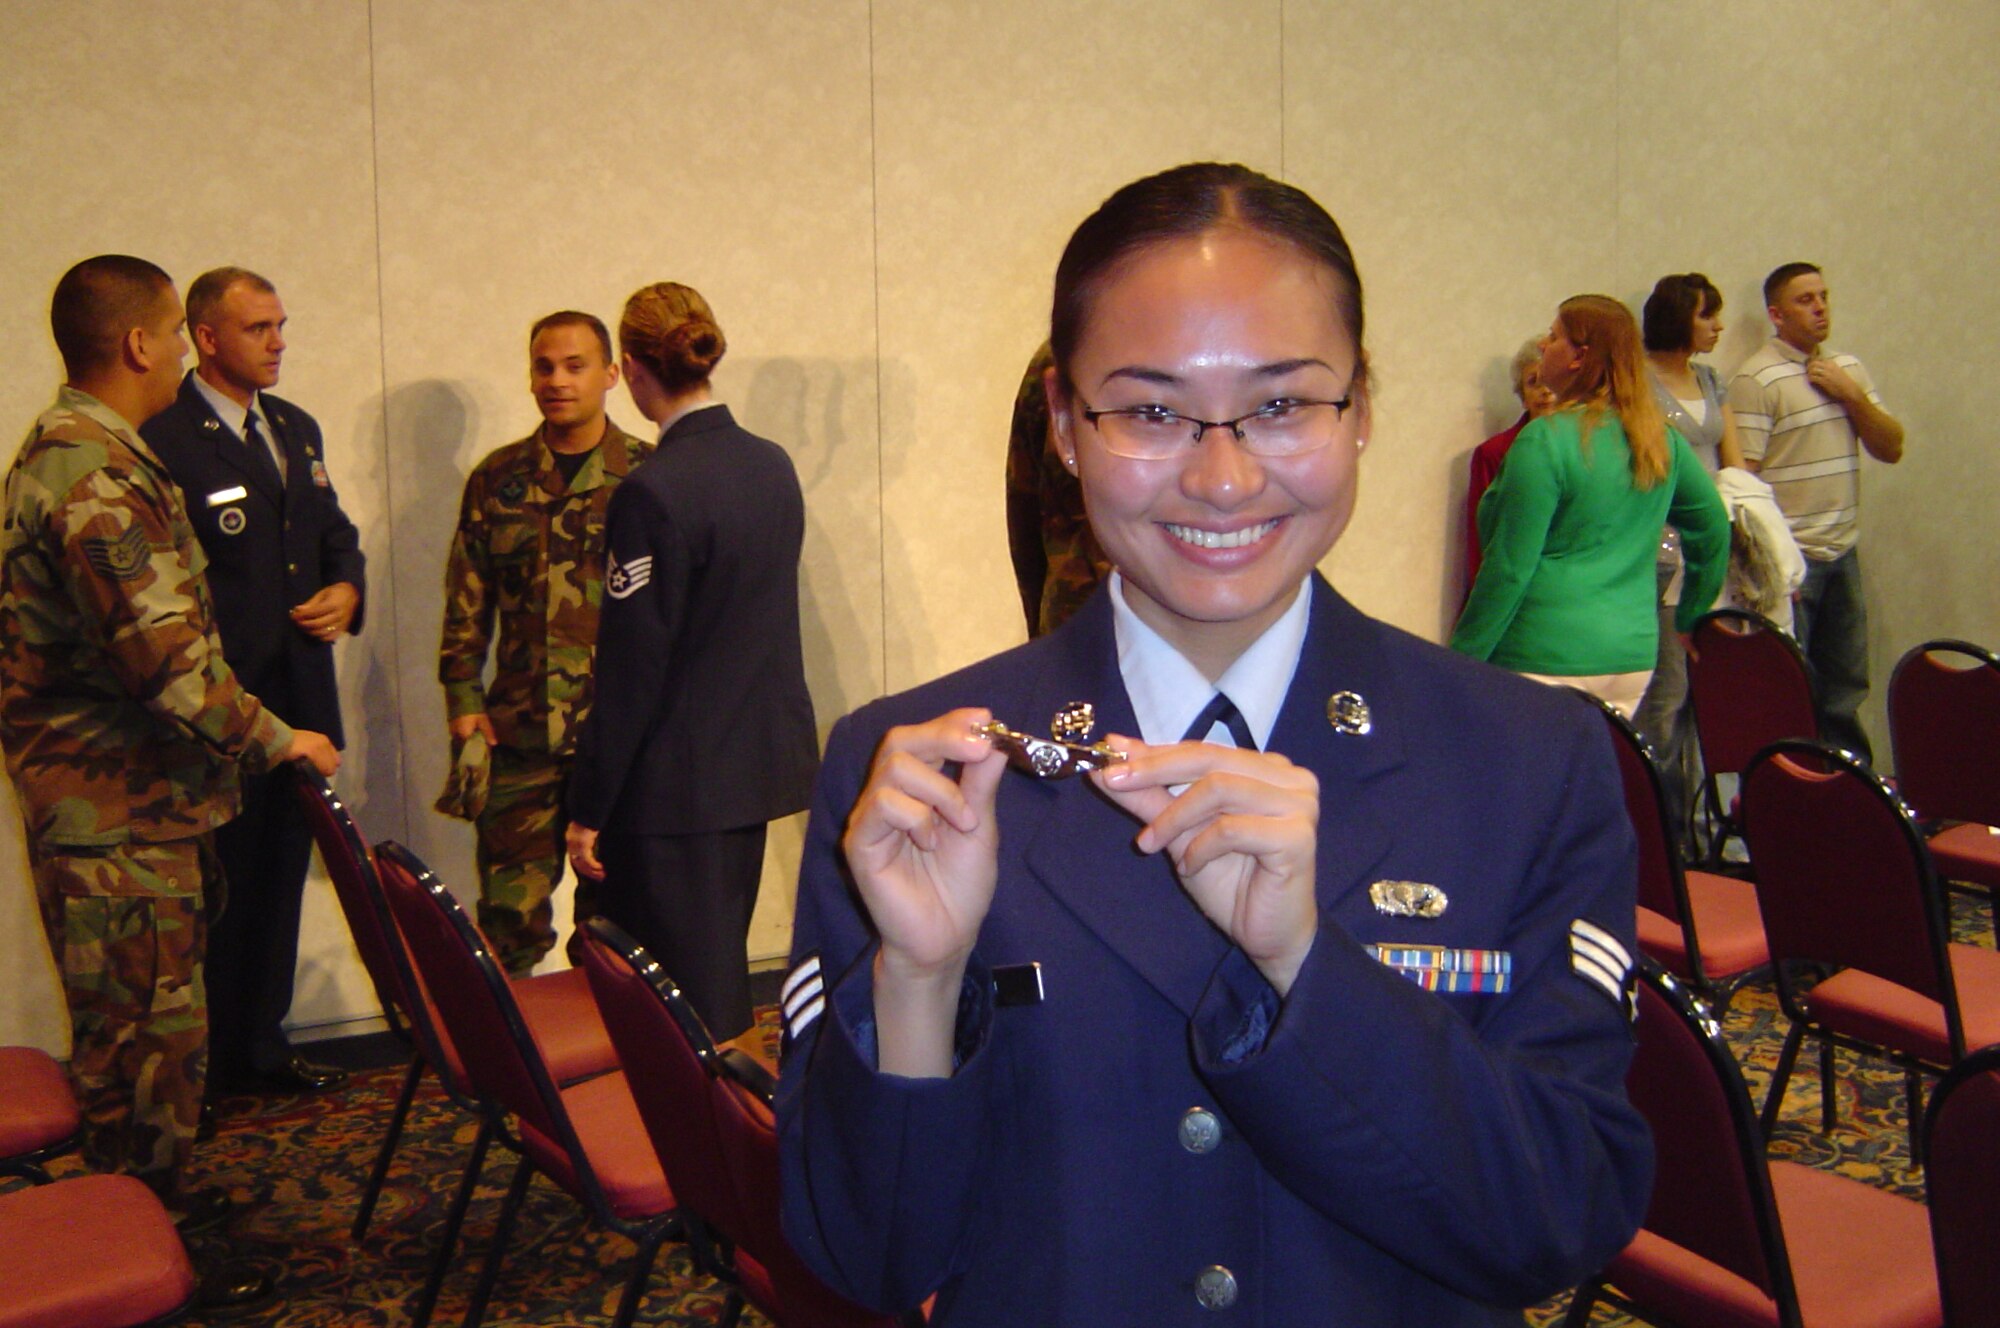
[1570,918,1632,972]
[781,953,822,1004]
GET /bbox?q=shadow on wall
[740,355,888,729]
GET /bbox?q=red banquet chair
[1564,962,1940,1328]
[1740,740,2000,1160]
[577,917,921,1328]
[0,1173,198,1328]
[1888,639,2000,914]
[373,840,678,1328]
[1591,698,1769,1013]
[292,770,615,1259]
[0,1045,82,1183]
[1686,608,1819,869]
[1923,1043,2000,1328]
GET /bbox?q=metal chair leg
[1907,1069,1926,1167]
[461,1153,535,1328]
[354,1054,425,1241]
[1562,1279,1603,1326]
[610,1224,670,1328]
[1819,1038,1838,1132]
[412,1114,496,1328]
[1761,1021,1807,1138]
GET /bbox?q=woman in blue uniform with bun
[777,163,1651,1325]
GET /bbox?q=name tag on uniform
[1372,943,1512,993]
[205,486,248,507]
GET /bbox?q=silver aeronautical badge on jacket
[217,507,248,536]
[1326,690,1372,736]
[1370,879,1448,919]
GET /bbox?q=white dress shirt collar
[191,371,262,438]
[1108,571,1311,750]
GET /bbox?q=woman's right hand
[840,708,1008,1076]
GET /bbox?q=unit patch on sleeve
[1569,918,1637,1019]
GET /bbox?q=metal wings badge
[978,701,1126,779]
[1370,879,1449,919]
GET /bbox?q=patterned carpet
[18,897,1984,1326]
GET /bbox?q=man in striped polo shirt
[1728,262,1905,763]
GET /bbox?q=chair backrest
[576,918,745,1238]
[1627,962,1798,1317]
[373,840,604,1204]
[1925,1043,2000,1328]
[1739,741,1961,1045]
[293,772,474,1101]
[1592,698,1699,943]
[1889,639,2000,826]
[1687,609,1818,776]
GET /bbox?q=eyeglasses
[1077,393,1353,460]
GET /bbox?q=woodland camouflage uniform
[0,386,293,1193]
[438,420,650,972]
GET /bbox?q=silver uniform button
[1194,1265,1238,1310]
[1179,1106,1222,1154]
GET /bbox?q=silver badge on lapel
[1370,879,1448,919]
[1051,701,1096,744]
[217,507,247,536]
[201,417,220,433]
[1326,690,1373,736]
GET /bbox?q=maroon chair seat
[1740,741,2000,1159]
[1687,609,1817,869]
[1925,821,2000,891]
[374,841,678,1328]
[1801,946,2000,1064]
[0,1173,197,1328]
[579,917,914,1327]
[1595,697,1770,1012]
[1564,962,1940,1328]
[0,1046,82,1182]
[1924,1045,2000,1327]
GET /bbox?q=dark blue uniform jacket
[143,373,364,743]
[778,578,1652,1325]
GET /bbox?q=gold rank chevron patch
[81,527,151,581]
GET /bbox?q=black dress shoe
[169,1185,234,1234]
[248,1053,349,1094]
[193,1257,278,1318]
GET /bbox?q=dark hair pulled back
[620,282,726,392]
[1049,162,1366,388]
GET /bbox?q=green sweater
[1450,408,1728,676]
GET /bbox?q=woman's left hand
[1093,737,1320,996]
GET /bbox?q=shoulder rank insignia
[81,527,152,581]
[1569,918,1638,1019]
[1372,943,1511,993]
[1370,879,1447,919]
[780,952,824,1048]
[605,554,653,599]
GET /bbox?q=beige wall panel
[0,2,387,1045]
[869,0,1283,692]
[1616,1,2000,756]
[367,1,878,963]
[1283,2,1621,641]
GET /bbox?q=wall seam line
[867,0,889,698]
[363,0,412,838]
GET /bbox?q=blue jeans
[1794,548,1872,765]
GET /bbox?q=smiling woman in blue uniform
[776,164,1652,1325]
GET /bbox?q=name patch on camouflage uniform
[81,527,152,581]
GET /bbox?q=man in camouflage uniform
[0,256,339,1208]
[439,310,650,973]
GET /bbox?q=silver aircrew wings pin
[978,701,1126,779]
[1370,879,1447,919]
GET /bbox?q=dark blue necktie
[1181,692,1258,751]
[242,411,284,491]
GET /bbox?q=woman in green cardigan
[1451,294,1728,717]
